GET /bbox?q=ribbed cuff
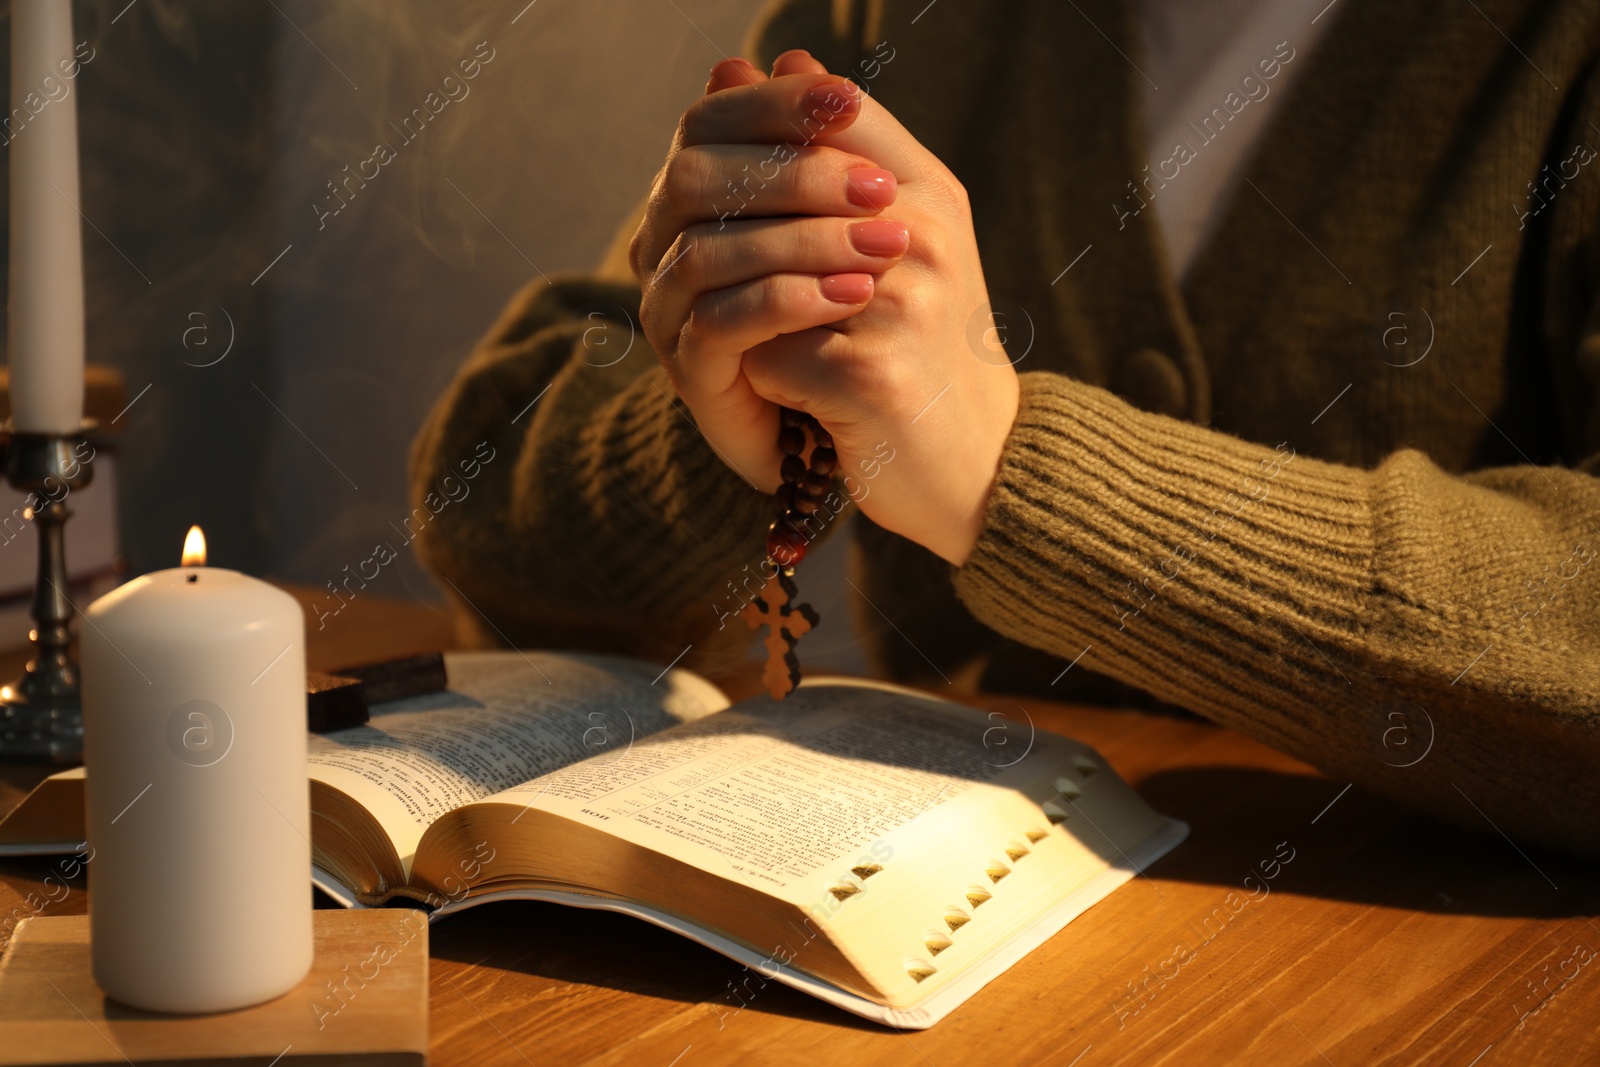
[952,371,1377,730]
[566,365,779,620]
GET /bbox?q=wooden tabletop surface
[1,589,1596,1066]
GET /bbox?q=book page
[486,681,1016,894]
[306,650,728,871]
[433,677,1181,1009]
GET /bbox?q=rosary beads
[738,407,830,700]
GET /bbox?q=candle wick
[186,574,198,584]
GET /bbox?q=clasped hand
[629,50,1019,566]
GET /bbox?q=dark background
[0,0,767,597]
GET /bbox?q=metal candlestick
[0,424,94,763]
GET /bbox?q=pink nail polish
[706,57,756,93]
[849,219,909,256]
[802,79,859,121]
[820,273,874,304]
[710,57,754,78]
[846,168,897,209]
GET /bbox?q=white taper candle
[8,0,86,434]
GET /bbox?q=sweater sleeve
[408,272,786,670]
[952,371,1600,856]
[955,45,1600,859]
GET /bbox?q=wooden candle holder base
[0,910,428,1065]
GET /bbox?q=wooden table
[2,591,1596,1066]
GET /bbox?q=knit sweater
[410,0,1600,856]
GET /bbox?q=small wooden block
[0,910,429,1065]
[336,652,448,707]
[306,672,368,733]
[306,653,451,733]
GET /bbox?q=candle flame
[181,525,207,567]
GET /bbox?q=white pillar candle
[8,0,86,433]
[81,527,312,1013]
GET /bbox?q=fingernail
[845,168,897,209]
[802,79,859,120]
[848,219,909,257]
[820,273,874,304]
[706,57,756,92]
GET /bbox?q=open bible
[0,651,1186,1027]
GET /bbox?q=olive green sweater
[411,0,1600,856]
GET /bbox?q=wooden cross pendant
[739,570,819,701]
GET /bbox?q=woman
[411,0,1600,855]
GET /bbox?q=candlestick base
[0,427,95,765]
